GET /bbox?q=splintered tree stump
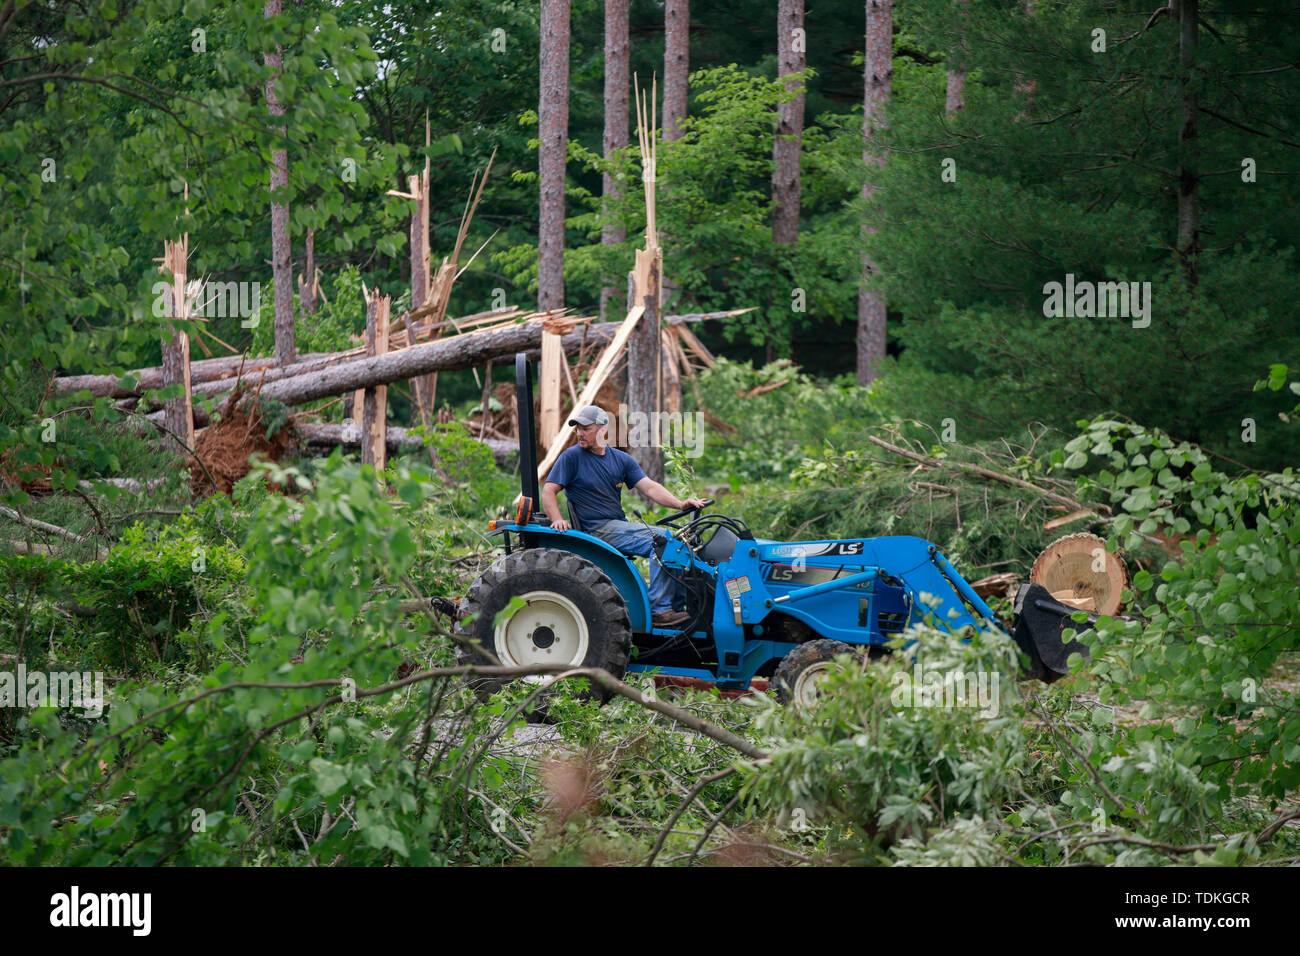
[1030,532,1129,616]
[158,237,194,454]
[361,292,391,472]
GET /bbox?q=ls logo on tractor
[765,541,863,559]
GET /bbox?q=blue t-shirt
[547,445,646,525]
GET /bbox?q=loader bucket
[1011,582,1094,683]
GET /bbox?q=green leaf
[309,758,348,797]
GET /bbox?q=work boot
[651,609,690,628]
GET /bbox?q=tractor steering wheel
[653,498,714,527]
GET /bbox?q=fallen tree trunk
[142,316,583,418]
[0,506,108,559]
[55,352,327,399]
[56,307,528,401]
[5,539,55,556]
[244,320,584,408]
[180,350,366,406]
[296,422,518,466]
[79,477,168,494]
[61,308,743,402]
[145,404,211,429]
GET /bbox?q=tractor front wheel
[771,639,863,707]
[455,548,632,703]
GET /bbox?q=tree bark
[361,293,390,471]
[660,1,689,315]
[627,251,663,482]
[538,0,570,313]
[663,0,689,142]
[1176,0,1199,281]
[772,0,805,248]
[945,0,967,116]
[265,0,295,366]
[248,319,586,408]
[770,0,805,362]
[857,0,892,386]
[141,313,715,420]
[159,239,194,454]
[1013,2,1037,116]
[409,171,434,423]
[600,0,630,321]
[297,423,518,466]
[68,311,727,402]
[299,225,317,316]
[55,354,287,398]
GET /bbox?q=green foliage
[3,0,1298,869]
[1055,418,1300,805]
[0,0,402,499]
[0,454,523,865]
[0,517,245,679]
[741,626,1026,861]
[871,0,1300,468]
[691,357,881,484]
[408,422,515,514]
[250,264,369,360]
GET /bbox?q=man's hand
[634,477,710,513]
[541,481,570,531]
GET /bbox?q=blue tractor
[454,355,1089,705]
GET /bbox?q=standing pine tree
[265,0,294,365]
[664,0,690,142]
[601,0,631,320]
[857,0,892,385]
[771,0,806,363]
[539,0,570,312]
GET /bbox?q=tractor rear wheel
[455,548,632,704]
[771,639,863,707]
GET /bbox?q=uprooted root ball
[188,388,292,496]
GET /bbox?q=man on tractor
[540,404,708,629]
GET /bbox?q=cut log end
[1030,532,1129,617]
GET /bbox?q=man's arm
[541,481,570,531]
[633,475,707,512]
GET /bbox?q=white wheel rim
[793,661,833,707]
[494,590,590,684]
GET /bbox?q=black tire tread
[771,638,861,706]
[455,547,631,704]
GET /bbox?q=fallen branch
[866,434,1102,514]
[1259,807,1300,843]
[643,765,739,867]
[0,505,108,560]
[96,663,769,764]
[0,505,92,544]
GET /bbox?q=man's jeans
[585,518,683,615]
